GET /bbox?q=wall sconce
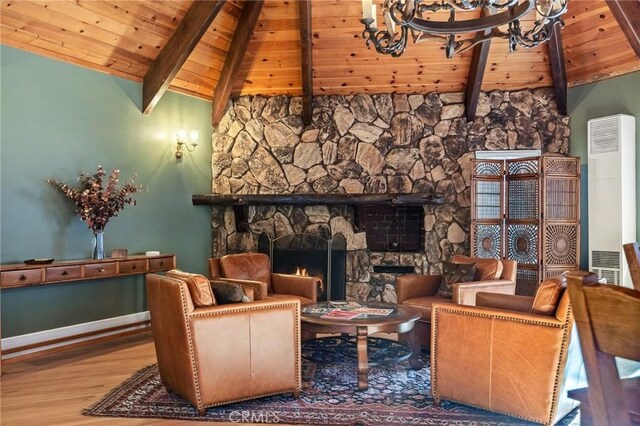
[175,129,199,160]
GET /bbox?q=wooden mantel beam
[299,0,313,125]
[142,0,226,115]
[464,8,492,122]
[606,0,640,58]
[548,22,568,116]
[192,193,443,206]
[211,0,265,126]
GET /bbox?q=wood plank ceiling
[2,0,639,112]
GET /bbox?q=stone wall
[211,89,570,302]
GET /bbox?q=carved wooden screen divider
[471,155,580,296]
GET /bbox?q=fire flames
[293,267,323,291]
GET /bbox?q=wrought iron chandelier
[360,0,568,58]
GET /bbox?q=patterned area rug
[84,338,579,425]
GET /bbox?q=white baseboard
[1,311,150,360]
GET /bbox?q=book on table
[302,307,332,314]
[353,307,393,316]
[321,309,362,320]
[329,301,361,309]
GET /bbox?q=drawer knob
[98,267,105,273]
[131,265,137,270]
[62,271,69,276]
[159,262,164,266]
[19,274,26,281]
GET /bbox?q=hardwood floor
[0,332,236,425]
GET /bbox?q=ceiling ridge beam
[142,0,226,115]
[464,8,492,122]
[299,0,313,125]
[548,22,568,116]
[211,0,265,126]
[605,0,640,59]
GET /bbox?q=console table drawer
[46,265,82,282]
[119,260,147,274]
[1,269,44,287]
[149,256,175,272]
[85,263,117,278]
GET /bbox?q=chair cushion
[210,281,250,305]
[531,275,567,315]
[166,269,216,307]
[452,254,503,280]
[403,295,455,320]
[220,253,273,293]
[438,261,477,298]
[267,293,313,306]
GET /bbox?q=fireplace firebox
[258,232,347,301]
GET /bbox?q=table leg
[301,330,316,342]
[356,326,369,391]
[405,327,424,370]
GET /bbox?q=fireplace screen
[258,232,347,301]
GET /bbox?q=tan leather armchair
[146,273,301,415]
[209,252,320,305]
[396,255,517,347]
[430,275,586,425]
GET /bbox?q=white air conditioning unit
[588,114,636,287]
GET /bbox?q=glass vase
[93,231,105,260]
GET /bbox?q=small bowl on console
[24,258,55,265]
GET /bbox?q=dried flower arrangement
[48,165,145,232]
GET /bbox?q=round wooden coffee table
[301,301,423,390]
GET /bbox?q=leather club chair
[209,252,320,305]
[146,272,301,415]
[396,255,517,348]
[430,274,586,425]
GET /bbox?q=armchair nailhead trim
[440,397,547,425]
[179,284,203,410]
[546,303,573,426]
[434,307,564,328]
[294,308,301,388]
[431,309,439,402]
[200,387,301,411]
[190,302,300,318]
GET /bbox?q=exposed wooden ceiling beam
[606,0,640,58]
[211,0,265,126]
[548,22,568,116]
[299,0,313,125]
[464,8,492,122]
[142,0,226,115]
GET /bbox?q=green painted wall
[0,46,213,337]
[568,71,640,269]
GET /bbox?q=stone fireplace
[208,90,570,302]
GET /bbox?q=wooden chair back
[567,271,640,426]
[623,242,640,290]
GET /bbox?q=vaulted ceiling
[2,0,639,123]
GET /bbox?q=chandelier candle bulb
[362,0,373,19]
[189,130,199,145]
[371,4,378,29]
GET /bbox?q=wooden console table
[0,254,176,371]
[0,254,175,289]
